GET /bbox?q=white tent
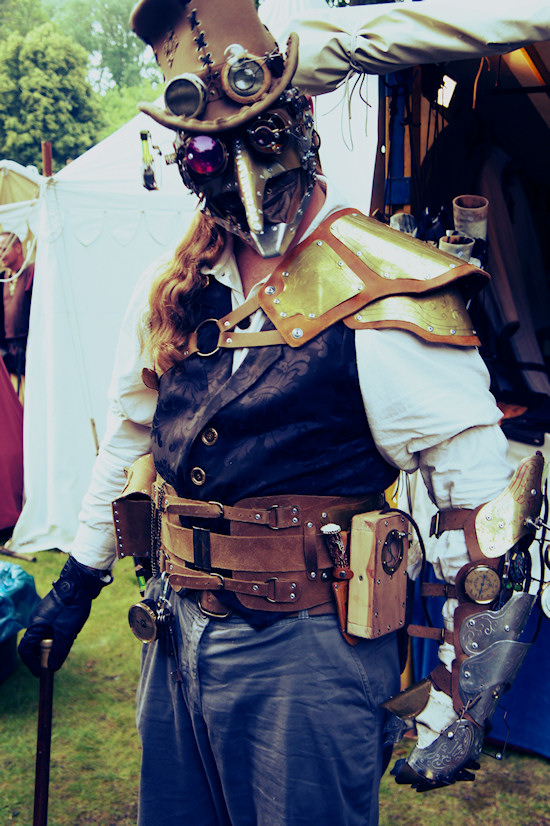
[7,51,378,553]
[7,113,199,553]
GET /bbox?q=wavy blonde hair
[144,211,226,374]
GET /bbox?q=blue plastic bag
[0,561,40,643]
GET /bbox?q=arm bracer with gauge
[383,451,547,790]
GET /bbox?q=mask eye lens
[248,113,288,154]
[185,135,227,176]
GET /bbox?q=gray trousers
[136,584,401,826]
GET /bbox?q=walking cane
[33,639,54,826]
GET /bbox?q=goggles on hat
[164,44,282,121]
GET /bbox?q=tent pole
[41,142,52,178]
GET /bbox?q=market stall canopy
[0,161,41,207]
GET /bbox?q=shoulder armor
[258,209,488,347]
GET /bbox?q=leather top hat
[130,0,299,133]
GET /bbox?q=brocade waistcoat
[151,278,397,504]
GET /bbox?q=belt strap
[430,508,473,538]
[407,624,453,644]
[156,491,302,529]
[421,582,457,599]
[169,569,301,603]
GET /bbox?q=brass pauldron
[258,208,488,348]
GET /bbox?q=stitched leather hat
[130,0,299,133]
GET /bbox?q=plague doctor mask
[130,0,318,258]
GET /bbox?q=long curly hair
[144,210,226,374]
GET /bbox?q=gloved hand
[18,555,112,677]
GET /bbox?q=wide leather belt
[154,487,384,613]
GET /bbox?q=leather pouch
[112,453,157,559]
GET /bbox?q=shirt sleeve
[356,328,513,581]
[68,261,162,570]
[266,0,550,96]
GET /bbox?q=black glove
[18,555,112,678]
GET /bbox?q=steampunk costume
[19,0,550,823]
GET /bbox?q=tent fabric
[0,161,41,207]
[260,0,379,213]
[7,112,199,554]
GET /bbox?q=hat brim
[138,34,299,134]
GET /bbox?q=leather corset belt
[153,483,385,612]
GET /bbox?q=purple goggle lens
[185,135,227,176]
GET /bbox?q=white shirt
[70,182,512,581]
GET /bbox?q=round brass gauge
[463,565,501,604]
[128,599,158,643]
[381,529,405,575]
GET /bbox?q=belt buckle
[266,576,281,603]
[267,505,281,529]
[198,574,232,619]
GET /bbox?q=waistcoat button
[190,467,206,486]
[201,427,219,446]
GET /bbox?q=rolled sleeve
[267,0,550,96]
[357,328,513,581]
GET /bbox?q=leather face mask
[174,90,318,258]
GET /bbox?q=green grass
[1,549,549,825]
[1,550,141,825]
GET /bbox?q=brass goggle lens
[165,73,208,118]
[222,56,270,103]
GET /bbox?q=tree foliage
[0,24,103,171]
[0,0,48,36]
[96,79,162,141]
[45,0,160,89]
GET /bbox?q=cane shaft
[33,640,54,826]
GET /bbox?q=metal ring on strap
[194,317,222,357]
